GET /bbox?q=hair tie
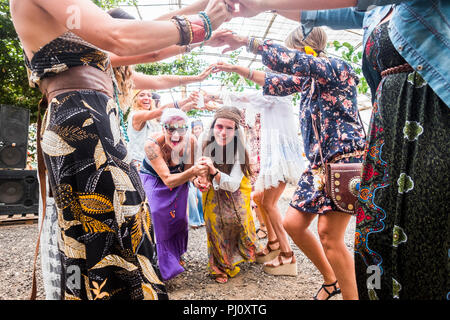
[304,46,318,57]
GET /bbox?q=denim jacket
[301,0,450,107]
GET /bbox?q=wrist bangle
[247,68,254,80]
[172,16,192,46]
[174,101,180,109]
[211,170,219,178]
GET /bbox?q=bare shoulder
[144,135,162,161]
[10,0,67,59]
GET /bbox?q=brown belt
[30,65,114,300]
[39,65,114,102]
[381,63,414,78]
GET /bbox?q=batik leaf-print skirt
[355,71,449,300]
[41,90,168,300]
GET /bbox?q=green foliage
[0,0,42,121]
[0,0,135,122]
[330,40,369,95]
[135,50,211,117]
[92,0,138,9]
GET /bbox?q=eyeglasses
[163,124,188,135]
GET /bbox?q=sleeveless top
[140,137,187,178]
[127,111,162,162]
[24,31,113,88]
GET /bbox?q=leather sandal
[256,227,268,240]
[263,251,298,276]
[256,240,280,263]
[313,280,341,300]
[214,275,228,284]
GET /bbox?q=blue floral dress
[257,41,366,214]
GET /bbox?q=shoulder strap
[311,116,325,166]
[30,96,48,300]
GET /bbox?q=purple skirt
[140,173,189,281]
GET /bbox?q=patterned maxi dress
[355,22,449,300]
[26,32,167,300]
[202,174,258,279]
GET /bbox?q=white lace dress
[221,91,306,191]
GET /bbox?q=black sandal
[313,280,341,300]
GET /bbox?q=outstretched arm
[24,0,229,57]
[109,29,234,67]
[132,66,213,91]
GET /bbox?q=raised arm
[14,0,229,59]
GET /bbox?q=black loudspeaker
[0,104,30,169]
[0,170,39,215]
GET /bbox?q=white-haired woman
[140,108,209,281]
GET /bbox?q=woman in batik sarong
[11,0,229,300]
[140,109,209,281]
[195,106,258,284]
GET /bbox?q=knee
[253,192,263,207]
[261,196,275,211]
[318,225,332,251]
[283,209,306,236]
[282,216,295,236]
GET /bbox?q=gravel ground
[0,185,356,300]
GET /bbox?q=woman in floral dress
[214,26,365,299]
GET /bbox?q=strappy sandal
[313,280,341,300]
[256,227,268,239]
[256,239,280,263]
[214,275,228,284]
[263,251,298,276]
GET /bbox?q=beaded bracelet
[182,15,193,44]
[198,11,212,41]
[188,15,207,44]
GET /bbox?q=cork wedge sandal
[256,239,281,264]
[263,251,298,276]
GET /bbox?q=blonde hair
[132,89,155,112]
[285,26,328,58]
[113,65,134,113]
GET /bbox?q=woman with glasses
[139,108,209,281]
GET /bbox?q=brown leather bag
[325,162,362,214]
[312,115,365,215]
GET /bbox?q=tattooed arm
[143,136,208,189]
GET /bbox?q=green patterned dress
[355,22,449,300]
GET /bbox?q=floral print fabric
[258,40,365,214]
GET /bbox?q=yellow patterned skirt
[202,176,258,278]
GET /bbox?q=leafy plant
[330,40,369,95]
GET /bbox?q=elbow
[103,29,134,57]
[162,177,178,190]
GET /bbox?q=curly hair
[113,65,134,113]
